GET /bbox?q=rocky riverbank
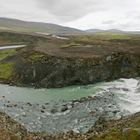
[0,112,27,139]
[1,111,140,140]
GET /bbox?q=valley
[0,29,140,139]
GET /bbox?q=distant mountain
[1,18,140,35]
[85,29,104,33]
[0,17,83,35]
[86,29,124,33]
[86,29,140,34]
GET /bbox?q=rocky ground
[0,112,27,140]
[0,91,124,133]
[0,111,140,140]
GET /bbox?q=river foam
[106,78,140,114]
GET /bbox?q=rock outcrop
[12,52,140,88]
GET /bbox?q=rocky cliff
[11,51,140,88]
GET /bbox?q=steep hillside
[0,17,83,34]
[86,28,140,34]
[86,29,124,33]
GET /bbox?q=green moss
[89,128,140,140]
[84,33,130,40]
[124,129,140,140]
[71,34,139,45]
[94,33,131,40]
[89,130,125,140]
[0,62,15,79]
[133,120,140,128]
[0,49,17,61]
[29,52,45,61]
[61,42,80,48]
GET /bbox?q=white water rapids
[104,78,140,114]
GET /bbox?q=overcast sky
[0,0,140,30]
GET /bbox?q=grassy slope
[0,49,17,80]
[0,49,16,61]
[0,31,46,81]
[0,62,15,79]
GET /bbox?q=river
[0,45,26,50]
[0,78,139,133]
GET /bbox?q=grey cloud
[102,20,116,25]
[1,0,140,31]
[35,0,107,21]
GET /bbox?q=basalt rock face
[12,52,140,88]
